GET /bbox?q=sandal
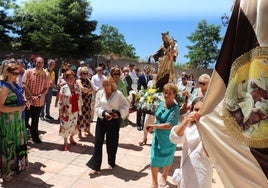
[151,184,158,188]
[86,131,93,137]
[78,131,82,139]
[63,145,68,151]
[159,177,167,187]
[69,139,77,145]
[138,139,147,146]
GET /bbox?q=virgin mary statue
[151,32,178,91]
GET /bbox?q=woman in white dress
[169,97,213,188]
[58,70,82,151]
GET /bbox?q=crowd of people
[0,54,213,187]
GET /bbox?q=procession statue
[151,32,178,91]
[131,32,184,116]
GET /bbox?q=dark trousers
[40,87,53,117]
[87,118,120,171]
[136,110,146,129]
[25,106,42,139]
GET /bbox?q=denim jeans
[40,87,53,117]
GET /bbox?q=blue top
[151,101,180,167]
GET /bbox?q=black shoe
[108,164,116,169]
[33,137,42,143]
[45,115,54,120]
[40,116,45,121]
[54,119,60,124]
[26,124,31,129]
[137,126,143,131]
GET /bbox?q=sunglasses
[11,72,20,76]
[113,73,120,76]
[81,72,88,75]
[198,82,206,86]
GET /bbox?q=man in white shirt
[176,71,187,87]
[128,64,138,91]
[91,66,105,91]
[90,66,106,121]
[177,74,192,94]
[76,61,94,79]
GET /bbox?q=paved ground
[0,96,224,188]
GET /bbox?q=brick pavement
[0,96,224,188]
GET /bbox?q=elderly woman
[190,74,211,103]
[146,83,180,188]
[87,77,130,175]
[0,63,28,182]
[111,67,129,127]
[110,67,128,97]
[76,67,95,138]
[58,70,82,151]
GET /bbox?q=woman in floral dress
[0,63,28,182]
[58,70,82,151]
[76,67,95,138]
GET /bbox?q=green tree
[0,0,16,49]
[99,24,137,59]
[14,0,101,58]
[185,20,222,68]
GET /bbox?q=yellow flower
[147,88,157,94]
[147,96,153,103]
[135,95,141,100]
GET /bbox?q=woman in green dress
[110,67,128,97]
[146,83,180,188]
[0,63,28,182]
[111,67,129,128]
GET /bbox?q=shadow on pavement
[91,164,149,182]
[27,141,93,154]
[44,118,60,124]
[0,162,54,188]
[118,143,143,151]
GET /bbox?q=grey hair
[47,59,55,66]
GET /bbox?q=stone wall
[0,51,213,81]
[94,56,213,80]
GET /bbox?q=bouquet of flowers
[132,87,186,115]
[175,92,186,107]
[135,88,163,114]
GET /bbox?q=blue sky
[90,0,234,64]
[16,0,234,64]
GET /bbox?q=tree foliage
[185,20,222,68]
[99,24,137,59]
[0,0,17,49]
[14,0,101,58]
